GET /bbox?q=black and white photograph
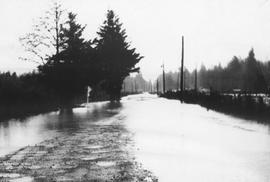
[1,0,270,181]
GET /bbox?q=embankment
[162,90,270,123]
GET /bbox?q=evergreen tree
[39,12,88,106]
[58,13,86,64]
[243,49,267,93]
[198,64,207,88]
[227,56,242,90]
[95,10,143,101]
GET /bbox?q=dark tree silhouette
[58,13,86,64]
[226,56,242,90]
[243,49,267,93]
[95,10,143,101]
[39,12,88,106]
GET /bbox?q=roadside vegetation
[0,2,142,121]
[161,49,270,123]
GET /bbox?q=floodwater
[1,93,270,182]
[0,101,114,157]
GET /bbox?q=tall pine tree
[95,10,143,101]
[243,49,266,93]
[39,12,88,106]
[58,13,86,64]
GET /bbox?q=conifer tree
[95,10,143,101]
[57,13,86,64]
[243,49,266,93]
[39,12,88,106]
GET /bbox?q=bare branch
[19,56,44,65]
[19,1,66,65]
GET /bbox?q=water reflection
[0,101,122,157]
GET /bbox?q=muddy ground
[0,114,157,182]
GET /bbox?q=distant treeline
[123,73,153,93]
[0,71,60,120]
[157,49,269,93]
[0,71,53,105]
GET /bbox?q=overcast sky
[1,0,270,80]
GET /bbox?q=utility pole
[177,67,180,91]
[156,79,159,94]
[162,63,166,94]
[180,36,184,95]
[149,80,152,93]
[195,68,197,92]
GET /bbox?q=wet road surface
[1,93,270,181]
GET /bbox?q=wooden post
[177,68,180,91]
[149,80,152,93]
[162,63,166,94]
[180,36,184,93]
[86,86,91,105]
[86,86,89,104]
[195,68,197,92]
[180,36,185,103]
[156,80,159,94]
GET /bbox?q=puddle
[10,176,33,182]
[28,165,41,170]
[84,145,103,149]
[96,161,116,167]
[0,173,33,182]
[0,173,21,178]
[81,156,100,161]
[91,149,109,154]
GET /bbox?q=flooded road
[1,93,270,181]
[123,94,270,182]
[0,101,114,157]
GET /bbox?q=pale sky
[1,0,270,80]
